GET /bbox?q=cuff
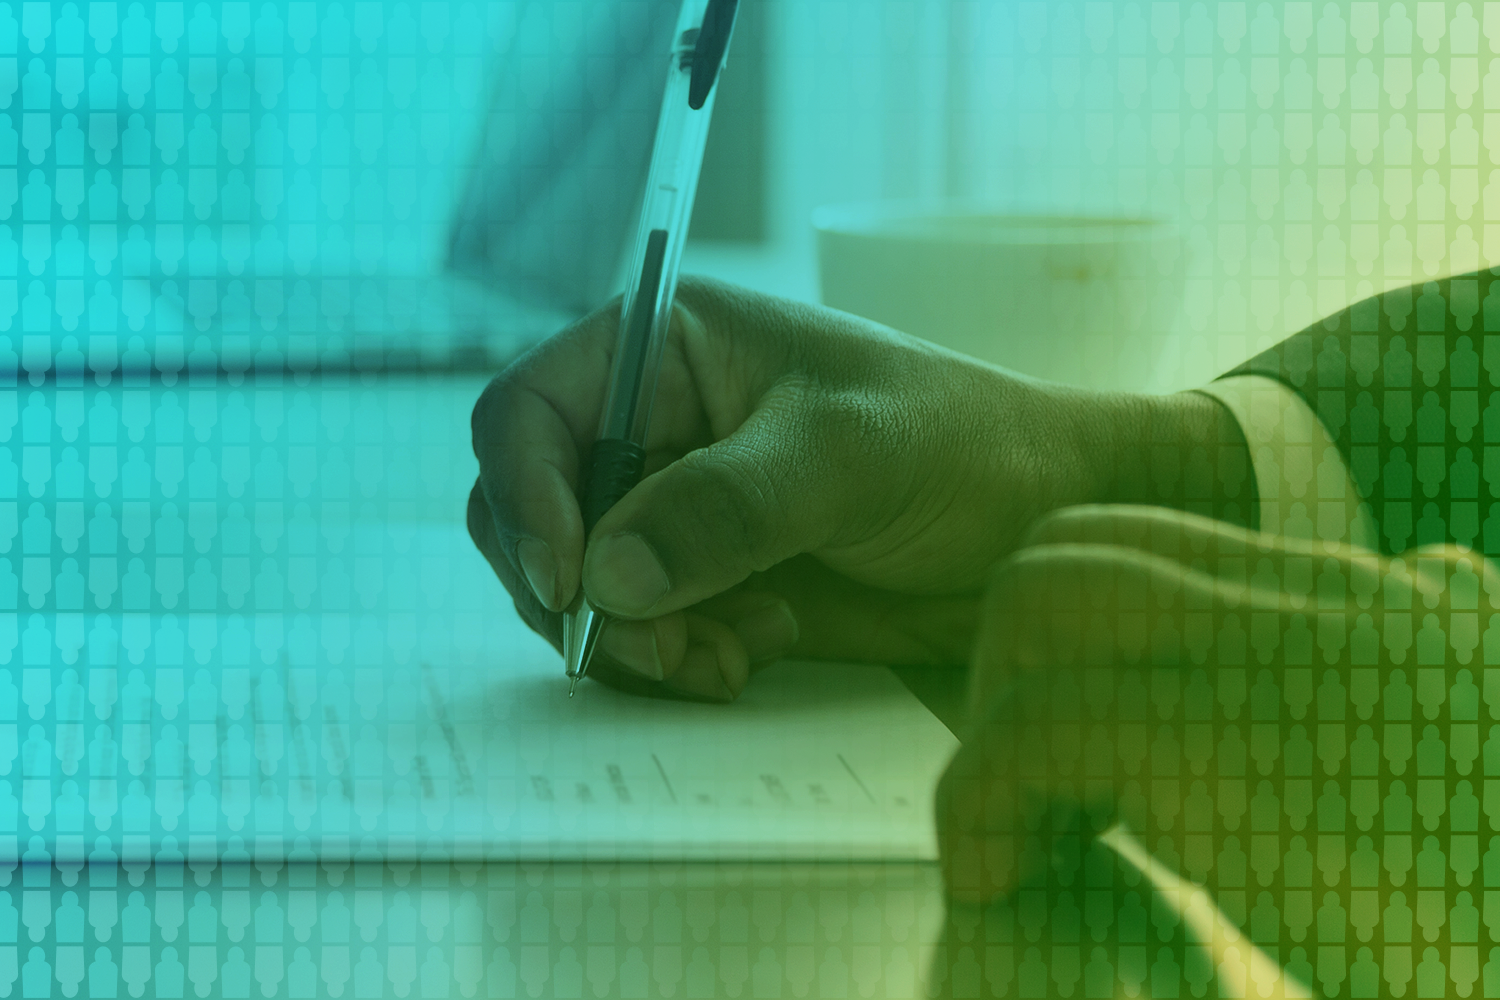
[1195,375,1380,552]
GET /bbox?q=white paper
[342,654,960,862]
[0,526,961,866]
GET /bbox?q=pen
[563,0,741,696]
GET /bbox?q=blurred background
[688,0,1491,388]
[12,0,1486,390]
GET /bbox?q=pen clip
[688,0,739,110]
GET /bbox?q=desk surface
[0,371,981,999]
[0,370,1278,1000]
[6,858,950,999]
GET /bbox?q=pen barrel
[579,438,647,536]
[597,7,722,447]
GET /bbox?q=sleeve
[1221,272,1492,556]
[1196,375,1380,552]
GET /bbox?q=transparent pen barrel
[598,34,720,446]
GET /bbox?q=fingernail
[597,620,665,681]
[585,533,670,616]
[516,537,559,611]
[734,601,799,661]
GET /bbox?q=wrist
[1056,386,1256,529]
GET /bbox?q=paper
[0,526,960,866]
[363,654,959,861]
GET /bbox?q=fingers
[586,611,765,703]
[755,554,979,667]
[966,542,1225,711]
[474,477,796,699]
[580,399,836,619]
[671,615,752,701]
[594,615,687,683]
[471,317,617,613]
[1023,504,1252,556]
[473,476,795,697]
[1023,503,1370,566]
[1025,508,1500,619]
[591,590,799,695]
[467,481,559,650]
[472,280,793,620]
[936,661,1119,907]
[938,541,1226,904]
[939,527,1491,905]
[1022,503,1328,567]
[1021,505,1411,616]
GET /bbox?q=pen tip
[563,599,606,694]
[568,677,578,698]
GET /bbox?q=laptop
[6,0,681,384]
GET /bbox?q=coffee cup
[813,203,1189,392]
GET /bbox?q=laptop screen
[6,0,676,377]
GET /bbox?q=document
[343,654,959,862]
[0,526,961,866]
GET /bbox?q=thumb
[581,408,828,618]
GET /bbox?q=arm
[928,276,1498,996]
[933,504,1489,998]
[1227,272,1491,554]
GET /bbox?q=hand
[936,504,1492,909]
[469,278,1239,700]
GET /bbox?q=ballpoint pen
[563,0,741,696]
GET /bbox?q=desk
[1,368,978,999]
[6,858,949,998]
[5,366,1304,1000]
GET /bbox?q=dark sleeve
[1224,272,1492,556]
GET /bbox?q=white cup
[813,202,1188,392]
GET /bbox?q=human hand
[469,278,1234,701]
[936,505,1493,909]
